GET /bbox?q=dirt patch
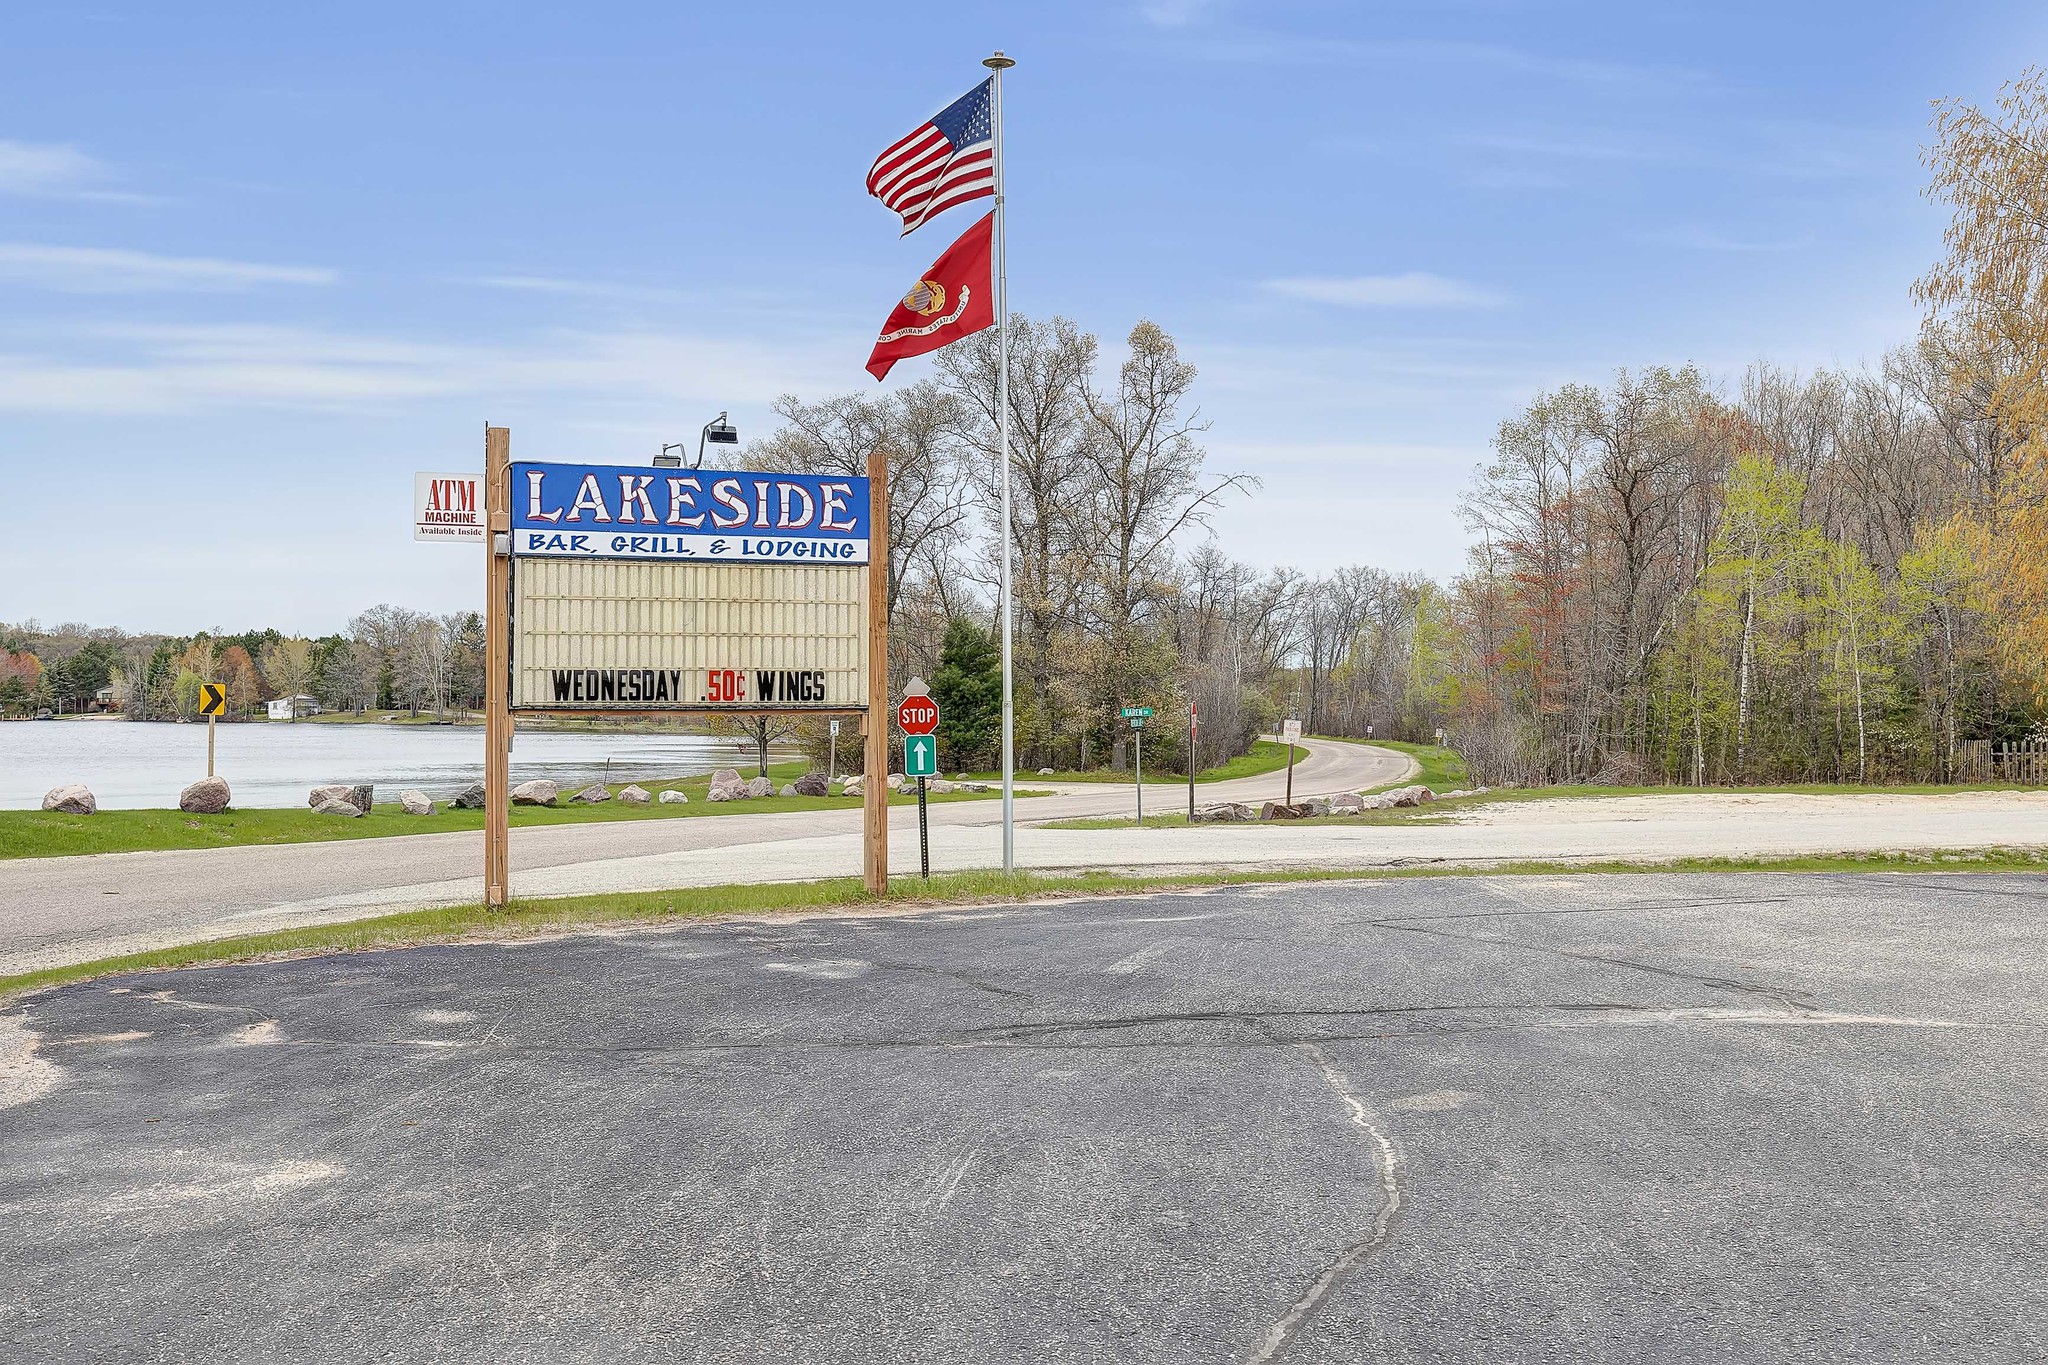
[0,1012,62,1109]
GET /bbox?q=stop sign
[897,695,939,735]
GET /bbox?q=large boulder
[1037,767,1056,776]
[792,772,830,798]
[707,776,748,802]
[308,784,353,809]
[399,790,435,816]
[1384,785,1437,808]
[709,768,742,788]
[745,775,774,799]
[1259,800,1310,821]
[617,785,651,804]
[510,779,559,806]
[779,783,798,797]
[925,779,955,794]
[178,776,231,815]
[1329,792,1364,814]
[1195,802,1255,823]
[568,783,611,804]
[1358,792,1398,810]
[452,781,487,810]
[41,784,95,815]
[312,798,361,817]
[347,784,374,814]
[885,773,905,790]
[658,789,689,805]
[840,778,864,798]
[1302,796,1333,818]
[959,782,991,793]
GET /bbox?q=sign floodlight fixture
[699,411,739,468]
[654,443,688,469]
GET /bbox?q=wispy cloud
[0,139,152,202]
[469,274,692,304]
[1265,272,1506,309]
[0,244,335,293]
[0,320,856,415]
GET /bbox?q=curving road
[0,736,1414,975]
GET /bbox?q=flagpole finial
[983,51,1015,69]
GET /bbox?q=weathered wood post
[484,425,512,909]
[863,445,891,895]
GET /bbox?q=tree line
[15,71,2045,791]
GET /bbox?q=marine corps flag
[866,210,994,380]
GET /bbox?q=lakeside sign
[479,432,892,906]
[511,462,870,564]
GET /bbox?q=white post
[984,50,1016,874]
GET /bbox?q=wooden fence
[1953,739,2048,784]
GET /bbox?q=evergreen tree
[931,618,1004,769]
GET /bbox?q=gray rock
[1358,792,1398,810]
[41,784,96,815]
[399,790,435,816]
[925,779,955,794]
[710,768,742,787]
[707,778,748,802]
[841,778,864,798]
[885,773,905,790]
[1259,800,1310,821]
[792,772,829,797]
[617,785,651,804]
[745,776,774,798]
[1194,802,1255,823]
[1037,767,1056,775]
[308,784,352,809]
[1382,784,1437,808]
[312,798,361,817]
[568,783,611,804]
[348,784,374,814]
[1303,796,1333,817]
[779,783,798,797]
[511,779,559,806]
[959,782,991,793]
[658,790,689,805]
[452,781,487,810]
[1329,792,1364,812]
[178,776,231,815]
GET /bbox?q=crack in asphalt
[1244,1037,1405,1365]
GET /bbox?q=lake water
[0,719,787,810]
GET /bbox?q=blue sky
[3,0,2042,634]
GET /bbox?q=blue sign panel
[510,463,870,565]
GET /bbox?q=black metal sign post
[1187,699,1198,823]
[918,777,929,879]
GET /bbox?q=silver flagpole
[983,49,1016,874]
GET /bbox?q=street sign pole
[1282,717,1302,806]
[918,776,929,879]
[1135,723,1143,824]
[207,711,215,778]
[1187,698,1198,824]
[900,682,939,882]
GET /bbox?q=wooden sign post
[484,425,512,910]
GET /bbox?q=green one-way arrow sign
[904,733,938,778]
[1120,705,1152,718]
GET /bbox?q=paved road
[4,872,2043,1362]
[0,737,1413,974]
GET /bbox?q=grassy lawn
[1355,739,1470,794]
[961,738,1306,786]
[10,846,2048,1003]
[0,762,1042,862]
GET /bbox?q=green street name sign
[1120,706,1153,718]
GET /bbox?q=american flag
[866,79,994,237]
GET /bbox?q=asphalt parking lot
[4,872,2045,1364]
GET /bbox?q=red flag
[867,211,993,381]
